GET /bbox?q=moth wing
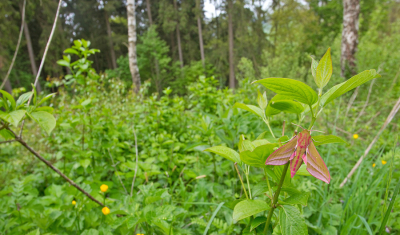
[306,142,331,184]
[265,136,297,165]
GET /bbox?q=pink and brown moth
[265,129,330,184]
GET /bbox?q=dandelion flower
[372,163,376,168]
[100,184,108,192]
[382,160,387,165]
[72,200,76,205]
[353,134,359,139]
[102,207,110,215]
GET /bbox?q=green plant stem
[245,166,252,199]
[264,118,276,139]
[379,178,400,234]
[234,163,249,199]
[264,162,289,233]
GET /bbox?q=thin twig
[344,86,360,122]
[0,140,16,144]
[108,149,128,195]
[340,96,400,188]
[19,0,63,137]
[6,127,104,206]
[352,79,376,128]
[130,126,139,197]
[0,0,26,90]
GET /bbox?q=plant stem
[264,118,276,138]
[234,163,249,199]
[245,166,252,199]
[379,178,400,234]
[264,162,289,233]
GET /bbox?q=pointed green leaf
[279,205,308,235]
[0,128,14,140]
[270,100,304,114]
[253,78,318,105]
[265,94,294,116]
[281,192,310,206]
[28,111,56,135]
[239,135,255,153]
[312,135,347,146]
[311,56,319,79]
[204,146,241,164]
[296,164,311,176]
[0,90,16,111]
[64,48,80,55]
[233,199,270,221]
[0,110,26,127]
[38,93,56,106]
[315,48,333,88]
[234,103,264,118]
[56,60,70,67]
[240,143,278,168]
[251,216,267,231]
[257,90,268,110]
[16,92,33,109]
[321,70,381,107]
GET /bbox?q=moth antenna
[291,123,305,130]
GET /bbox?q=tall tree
[173,0,184,68]
[196,0,205,67]
[341,0,360,77]
[104,10,117,69]
[228,0,235,89]
[127,0,141,93]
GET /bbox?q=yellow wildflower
[382,160,387,165]
[372,163,376,168]
[72,200,76,205]
[102,207,110,215]
[353,134,359,139]
[100,184,108,192]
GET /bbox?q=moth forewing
[306,142,331,184]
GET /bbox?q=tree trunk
[23,21,42,93]
[146,0,152,25]
[196,0,205,68]
[105,10,117,69]
[341,0,360,77]
[228,0,235,89]
[3,79,12,94]
[173,0,184,68]
[127,0,141,93]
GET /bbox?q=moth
[265,129,330,184]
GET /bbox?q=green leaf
[37,93,56,106]
[0,110,26,127]
[281,192,310,206]
[64,48,80,55]
[312,135,347,146]
[311,56,319,79]
[80,159,91,169]
[251,216,267,231]
[265,94,294,116]
[321,70,381,107]
[16,92,32,109]
[240,143,278,168]
[233,199,270,221]
[0,128,14,140]
[204,146,241,164]
[279,205,308,235]
[56,60,70,67]
[252,139,269,147]
[35,106,54,113]
[296,164,311,176]
[254,78,318,105]
[257,90,268,110]
[29,111,56,135]
[315,48,332,88]
[270,100,304,114]
[239,135,255,153]
[0,90,16,111]
[234,103,264,118]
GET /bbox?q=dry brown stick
[5,127,104,207]
[0,0,26,90]
[352,79,376,128]
[340,96,400,188]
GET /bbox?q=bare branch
[340,96,400,188]
[0,0,26,90]
[6,127,104,207]
[19,0,63,137]
[0,140,16,144]
[108,149,128,195]
[352,79,376,128]
[130,126,139,197]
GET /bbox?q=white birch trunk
[127,0,141,93]
[341,0,360,77]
